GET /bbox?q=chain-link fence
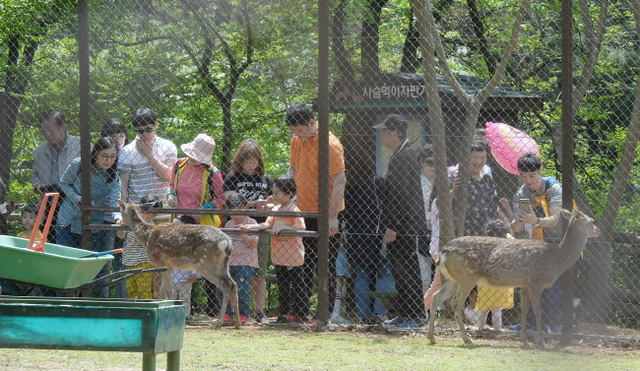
[1,0,640,341]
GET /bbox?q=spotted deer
[427,209,600,348]
[119,201,240,329]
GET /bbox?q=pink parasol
[485,122,539,175]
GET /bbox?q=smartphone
[519,198,531,213]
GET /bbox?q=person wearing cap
[167,133,226,318]
[285,103,346,323]
[374,114,428,329]
[118,107,177,204]
[166,133,226,221]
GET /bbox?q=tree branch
[103,36,174,47]
[573,0,608,106]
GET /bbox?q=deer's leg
[529,287,545,348]
[427,278,457,344]
[200,269,226,329]
[454,281,477,345]
[229,279,240,329]
[158,268,173,300]
[520,287,531,346]
[220,265,240,329]
[201,267,239,330]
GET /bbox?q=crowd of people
[0,105,567,332]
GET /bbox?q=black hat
[372,114,408,134]
[140,199,162,213]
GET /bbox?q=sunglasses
[140,201,162,212]
[135,126,155,134]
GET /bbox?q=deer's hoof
[211,323,222,330]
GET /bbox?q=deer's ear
[572,208,583,219]
[118,200,126,210]
[561,209,573,220]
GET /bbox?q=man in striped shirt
[118,108,177,204]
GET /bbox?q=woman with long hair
[57,137,121,297]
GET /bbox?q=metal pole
[317,0,331,325]
[78,0,93,251]
[560,0,575,345]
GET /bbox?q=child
[222,192,259,323]
[171,268,199,320]
[1,205,38,295]
[423,191,442,317]
[223,138,272,322]
[417,145,435,298]
[117,194,160,299]
[16,205,42,239]
[169,214,201,319]
[474,220,515,331]
[239,175,306,324]
[331,246,352,324]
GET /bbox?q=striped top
[122,230,149,266]
[118,136,177,203]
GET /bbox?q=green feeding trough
[0,297,186,371]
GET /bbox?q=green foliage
[0,0,75,36]
[613,194,640,234]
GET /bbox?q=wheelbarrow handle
[79,248,123,259]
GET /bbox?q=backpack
[531,177,577,241]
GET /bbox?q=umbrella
[485,122,539,175]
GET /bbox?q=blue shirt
[58,157,121,234]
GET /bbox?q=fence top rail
[84,224,319,237]
[82,206,319,219]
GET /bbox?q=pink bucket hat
[181,134,216,165]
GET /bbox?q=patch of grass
[1,326,639,370]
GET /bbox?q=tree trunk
[400,12,420,74]
[221,96,233,174]
[1,35,39,191]
[331,0,355,82]
[411,0,456,245]
[360,0,389,76]
[0,93,17,189]
[545,0,611,324]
